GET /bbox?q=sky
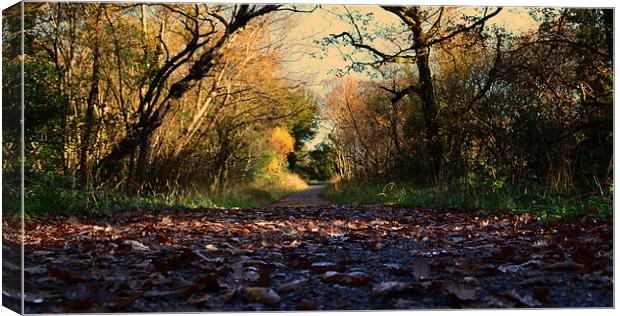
[283,5,539,96]
[276,5,540,148]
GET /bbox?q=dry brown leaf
[544,261,584,271]
[110,292,143,311]
[242,287,281,305]
[187,293,212,305]
[296,298,318,310]
[320,271,372,286]
[276,278,308,294]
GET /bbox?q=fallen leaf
[296,298,318,310]
[276,278,308,294]
[445,281,477,301]
[110,292,142,311]
[24,294,45,304]
[519,276,553,286]
[187,293,212,305]
[372,282,414,296]
[242,287,281,305]
[124,240,150,252]
[496,289,542,307]
[24,266,48,275]
[544,261,584,271]
[161,216,172,225]
[463,276,479,286]
[256,265,271,286]
[383,263,410,276]
[205,290,235,308]
[320,271,372,286]
[144,285,198,298]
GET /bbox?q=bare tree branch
[379,85,419,103]
[428,7,502,46]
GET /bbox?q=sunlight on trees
[269,127,296,162]
[2,3,320,214]
[321,7,612,197]
[1,4,612,216]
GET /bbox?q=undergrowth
[3,171,307,219]
[322,180,613,221]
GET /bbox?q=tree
[93,4,288,183]
[328,6,502,182]
[285,88,319,172]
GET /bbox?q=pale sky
[283,6,538,95]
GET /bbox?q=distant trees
[3,4,612,199]
[324,7,613,192]
[6,3,318,195]
[324,76,406,180]
[328,6,503,183]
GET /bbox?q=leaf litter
[4,196,613,312]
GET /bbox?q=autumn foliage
[0,4,613,313]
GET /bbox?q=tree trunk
[78,7,102,184]
[405,8,443,183]
[94,6,281,184]
[415,47,443,183]
[135,135,151,185]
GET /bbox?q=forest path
[269,184,329,207]
[11,201,613,312]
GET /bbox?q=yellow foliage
[265,157,281,173]
[281,173,308,191]
[268,127,295,160]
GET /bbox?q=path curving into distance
[268,184,330,208]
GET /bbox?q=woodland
[1,3,614,312]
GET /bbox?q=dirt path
[269,184,329,207]
[3,192,613,312]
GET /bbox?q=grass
[182,173,308,209]
[3,171,308,219]
[322,180,613,221]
